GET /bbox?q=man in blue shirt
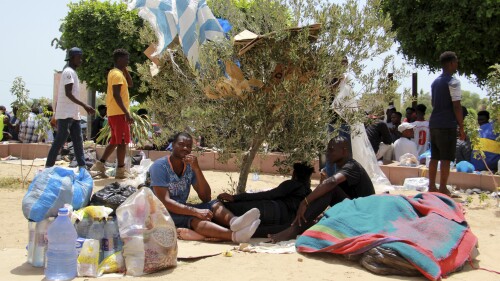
[149,132,261,242]
[428,51,465,195]
[471,111,500,171]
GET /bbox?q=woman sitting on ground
[216,162,315,238]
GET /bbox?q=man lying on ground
[270,136,375,242]
[217,162,315,237]
[149,132,261,243]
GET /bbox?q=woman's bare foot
[177,228,207,241]
[268,227,298,243]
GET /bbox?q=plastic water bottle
[102,217,117,260]
[76,217,92,239]
[87,218,104,263]
[33,218,52,267]
[139,150,146,160]
[27,221,36,264]
[45,208,77,281]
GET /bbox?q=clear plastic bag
[403,177,429,192]
[116,187,177,276]
[399,153,419,167]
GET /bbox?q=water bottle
[102,217,117,260]
[45,208,77,281]
[139,150,146,160]
[27,221,36,264]
[33,218,52,267]
[87,218,104,263]
[76,217,92,239]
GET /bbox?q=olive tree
[138,0,403,193]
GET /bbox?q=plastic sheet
[332,75,392,193]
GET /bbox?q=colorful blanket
[295,193,477,281]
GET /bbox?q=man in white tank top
[46,47,96,168]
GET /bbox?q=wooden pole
[412,72,418,108]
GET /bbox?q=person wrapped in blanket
[217,162,315,237]
[149,132,261,243]
[270,136,375,242]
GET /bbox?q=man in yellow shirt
[91,49,133,179]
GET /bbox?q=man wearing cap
[393,122,418,161]
[428,51,465,196]
[46,47,95,168]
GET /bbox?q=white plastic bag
[402,177,429,191]
[116,188,177,276]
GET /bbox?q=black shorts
[430,128,457,161]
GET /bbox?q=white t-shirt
[413,120,430,156]
[394,137,418,161]
[55,66,81,120]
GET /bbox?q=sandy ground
[0,160,499,281]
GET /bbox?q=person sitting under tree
[217,162,315,237]
[270,136,375,242]
[149,132,261,243]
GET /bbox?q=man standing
[428,51,465,195]
[91,49,133,179]
[413,104,430,156]
[46,47,95,168]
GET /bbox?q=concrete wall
[1,143,498,191]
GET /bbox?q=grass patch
[0,177,28,189]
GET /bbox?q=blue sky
[0,1,488,111]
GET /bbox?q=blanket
[295,193,478,281]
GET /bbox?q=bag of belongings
[22,167,93,222]
[116,187,177,276]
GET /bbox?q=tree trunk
[236,137,264,194]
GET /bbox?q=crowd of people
[365,51,499,195]
[1,48,498,242]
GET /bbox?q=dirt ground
[0,160,499,281]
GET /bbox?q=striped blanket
[128,0,224,68]
[296,193,477,281]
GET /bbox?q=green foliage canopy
[138,0,403,192]
[55,0,149,102]
[381,0,500,83]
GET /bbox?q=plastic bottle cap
[58,208,69,215]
